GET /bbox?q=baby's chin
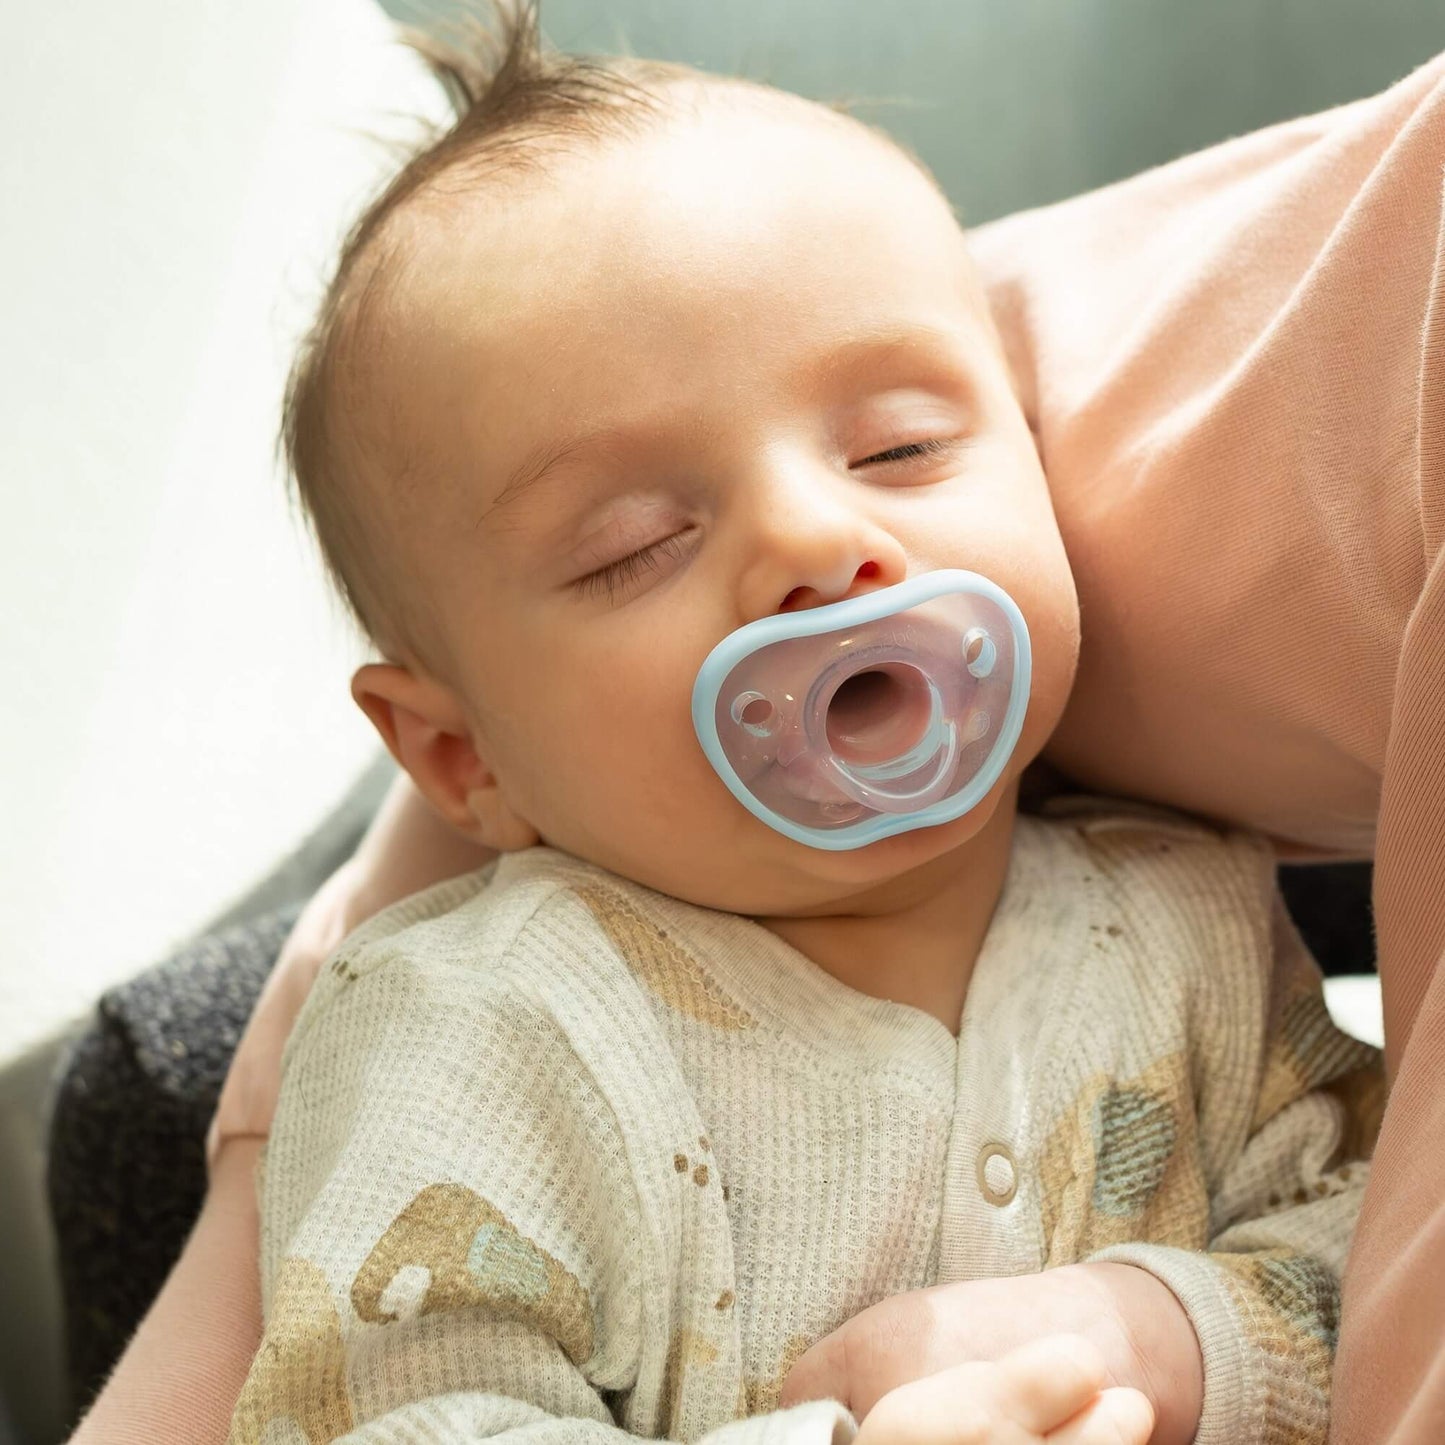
[612,776,1019,919]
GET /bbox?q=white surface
[0,0,447,1066]
[1324,972,1386,1049]
[2,4,450,1438]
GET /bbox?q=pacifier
[691,570,1031,850]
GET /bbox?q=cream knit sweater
[231,804,1381,1445]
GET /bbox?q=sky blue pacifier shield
[691,570,1031,850]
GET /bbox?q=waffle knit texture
[230,806,1381,1445]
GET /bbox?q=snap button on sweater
[977,1143,1018,1206]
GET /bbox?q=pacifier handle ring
[820,716,962,814]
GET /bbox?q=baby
[227,9,1381,1444]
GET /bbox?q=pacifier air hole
[963,627,996,679]
[824,664,932,766]
[731,691,778,737]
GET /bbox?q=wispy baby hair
[281,1,694,657]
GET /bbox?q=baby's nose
[779,560,884,613]
[731,459,911,620]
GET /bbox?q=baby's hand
[781,1264,1201,1445]
[852,1335,1152,1445]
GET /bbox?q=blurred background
[3,1,1443,1440]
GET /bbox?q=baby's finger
[988,1335,1111,1435]
[1045,1387,1154,1445]
[871,1334,1107,1442]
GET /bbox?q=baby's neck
[756,789,1018,1035]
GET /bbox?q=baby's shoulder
[1021,794,1280,991]
[292,847,675,1051]
[1026,793,1274,886]
[276,850,711,1192]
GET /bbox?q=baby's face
[367,92,1079,915]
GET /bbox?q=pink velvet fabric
[969,54,1445,1443]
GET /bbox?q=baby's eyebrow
[807,325,969,389]
[491,433,615,525]
[480,428,626,531]
[478,324,970,532]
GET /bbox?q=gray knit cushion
[46,908,293,1417]
[43,755,394,1421]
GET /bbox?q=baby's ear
[351,663,540,853]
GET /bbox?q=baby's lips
[775,725,811,769]
[773,751,856,806]
[725,709,802,771]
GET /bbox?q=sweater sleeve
[1091,897,1383,1445]
[227,906,855,1445]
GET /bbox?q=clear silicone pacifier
[691,569,1031,850]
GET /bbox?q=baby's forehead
[417,79,932,229]
[384,93,969,332]
[345,87,982,480]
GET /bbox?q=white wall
[0,2,445,1436]
[0,0,449,1066]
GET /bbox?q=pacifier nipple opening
[824,663,933,766]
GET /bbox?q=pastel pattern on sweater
[233,814,1381,1445]
[1037,1053,1207,1264]
[230,1257,352,1445]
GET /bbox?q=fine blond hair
[281,2,691,653]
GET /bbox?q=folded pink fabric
[969,53,1445,1443]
